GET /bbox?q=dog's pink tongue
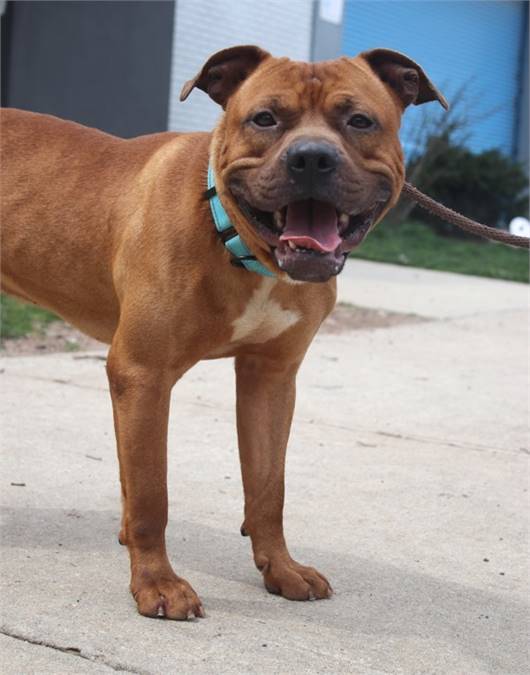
[280,200,341,253]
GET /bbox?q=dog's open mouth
[239,198,383,282]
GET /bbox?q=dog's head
[181,46,447,283]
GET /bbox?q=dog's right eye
[252,111,277,128]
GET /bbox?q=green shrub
[407,136,529,236]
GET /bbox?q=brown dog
[1,46,446,620]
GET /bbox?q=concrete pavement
[338,258,529,318]
[1,259,528,674]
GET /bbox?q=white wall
[168,0,313,133]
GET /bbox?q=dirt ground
[1,320,107,357]
[320,302,427,334]
[0,303,427,357]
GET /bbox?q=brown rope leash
[402,182,530,250]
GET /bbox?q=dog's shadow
[1,505,527,673]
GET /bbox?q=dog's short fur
[1,46,446,619]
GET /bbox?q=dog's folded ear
[360,48,448,111]
[180,45,271,109]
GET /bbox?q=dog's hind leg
[106,340,204,620]
[235,353,332,601]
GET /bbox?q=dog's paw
[257,555,332,601]
[131,572,204,620]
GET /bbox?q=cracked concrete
[0,633,125,674]
[1,259,528,674]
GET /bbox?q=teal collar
[206,165,275,277]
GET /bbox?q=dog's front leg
[106,346,203,620]
[235,353,332,601]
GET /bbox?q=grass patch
[350,220,529,283]
[1,294,58,339]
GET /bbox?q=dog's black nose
[286,140,339,185]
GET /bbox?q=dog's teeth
[288,241,297,250]
[273,211,283,229]
[339,213,349,226]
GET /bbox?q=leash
[205,167,530,278]
[402,183,530,250]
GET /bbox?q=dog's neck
[206,164,275,278]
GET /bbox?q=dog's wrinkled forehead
[180,44,447,117]
[232,57,402,128]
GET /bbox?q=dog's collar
[205,165,275,277]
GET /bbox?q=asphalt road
[1,259,528,674]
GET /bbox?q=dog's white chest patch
[231,278,300,344]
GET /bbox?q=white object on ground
[509,216,530,237]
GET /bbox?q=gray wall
[312,0,343,61]
[168,0,313,133]
[3,0,174,138]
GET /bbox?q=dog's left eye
[252,111,277,128]
[348,114,374,130]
